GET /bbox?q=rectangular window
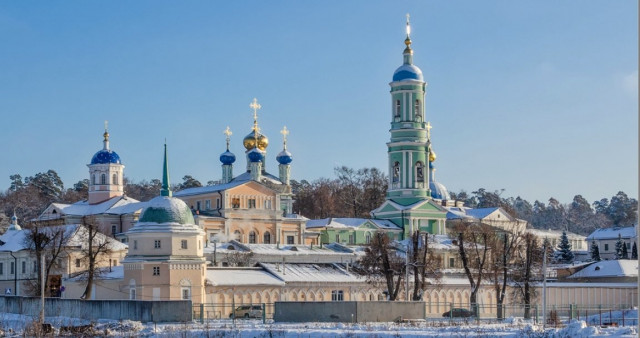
[331,290,344,301]
[216,199,221,209]
[248,199,256,208]
[231,198,240,208]
[133,240,138,250]
[153,266,160,276]
[265,200,272,209]
[196,201,201,211]
[287,236,295,245]
[111,225,117,235]
[129,289,136,300]
[182,288,190,300]
[0,262,3,275]
[449,258,455,268]
[154,240,161,249]
[76,259,81,268]
[348,234,355,244]
[10,262,15,275]
[627,243,631,249]
[33,261,36,272]
[604,243,609,251]
[205,200,211,210]
[181,240,188,249]
[21,261,25,274]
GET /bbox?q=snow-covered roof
[260,263,364,283]
[0,224,127,253]
[174,171,283,197]
[206,268,285,286]
[305,218,401,230]
[568,260,638,279]
[526,228,586,240]
[41,196,142,218]
[586,226,637,241]
[446,207,503,220]
[65,265,124,282]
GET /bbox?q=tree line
[1,168,637,236]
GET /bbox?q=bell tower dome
[87,121,125,204]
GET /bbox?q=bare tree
[224,250,255,267]
[409,231,442,301]
[488,232,518,319]
[511,232,544,318]
[454,222,492,314]
[358,231,405,301]
[22,222,71,296]
[79,216,114,300]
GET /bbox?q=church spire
[403,14,413,65]
[161,141,172,197]
[103,120,110,150]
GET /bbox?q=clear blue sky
[0,1,637,204]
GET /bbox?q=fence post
[534,305,538,325]
[262,303,266,324]
[622,308,625,327]
[449,302,453,321]
[200,303,204,324]
[599,305,602,326]
[569,304,574,321]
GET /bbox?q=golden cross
[280,126,289,148]
[250,98,261,120]
[426,121,432,140]
[406,13,411,36]
[223,126,232,149]
[104,120,108,132]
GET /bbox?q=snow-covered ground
[0,312,636,337]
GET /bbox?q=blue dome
[276,150,293,165]
[392,64,424,82]
[430,181,451,201]
[247,148,264,163]
[220,150,236,165]
[91,150,121,165]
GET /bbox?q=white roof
[206,268,285,286]
[586,226,637,241]
[306,218,401,230]
[43,196,142,218]
[65,265,124,281]
[526,228,586,240]
[568,260,638,279]
[175,171,283,197]
[260,263,364,283]
[0,224,127,253]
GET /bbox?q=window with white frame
[21,261,25,274]
[182,288,190,300]
[76,259,81,268]
[10,262,14,275]
[205,200,211,210]
[181,240,188,249]
[130,288,136,300]
[0,262,3,275]
[331,290,344,301]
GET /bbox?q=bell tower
[386,15,432,206]
[88,122,125,204]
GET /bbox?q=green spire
[161,142,172,197]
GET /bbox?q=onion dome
[247,147,264,163]
[90,127,122,164]
[138,196,195,225]
[243,130,269,151]
[276,149,293,165]
[220,150,236,165]
[392,15,424,82]
[429,149,436,162]
[430,181,451,200]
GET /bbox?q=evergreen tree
[621,240,629,259]
[590,241,601,261]
[632,242,638,259]
[555,231,574,263]
[614,234,624,260]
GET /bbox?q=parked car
[230,305,263,319]
[442,308,474,318]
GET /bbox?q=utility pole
[542,242,547,330]
[40,251,45,324]
[405,247,409,301]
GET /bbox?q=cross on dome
[280,126,289,149]
[250,98,262,131]
[224,126,232,150]
[426,121,432,140]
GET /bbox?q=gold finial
[280,126,289,149]
[103,120,109,141]
[426,121,432,140]
[405,13,412,47]
[224,126,232,150]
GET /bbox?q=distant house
[586,226,637,260]
[566,260,638,283]
[305,218,403,245]
[446,207,527,234]
[526,228,588,258]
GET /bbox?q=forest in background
[0,167,636,236]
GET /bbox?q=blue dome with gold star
[91,149,121,165]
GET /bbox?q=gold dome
[429,149,436,162]
[243,130,269,151]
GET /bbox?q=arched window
[233,230,242,242]
[365,232,372,244]
[392,162,400,184]
[92,174,96,185]
[100,174,106,185]
[264,231,271,244]
[414,99,422,121]
[112,173,118,185]
[416,161,425,183]
[394,100,401,119]
[249,231,257,244]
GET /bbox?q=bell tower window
[112,173,118,185]
[414,100,422,122]
[100,174,106,185]
[92,174,96,185]
[416,161,425,186]
[394,100,401,121]
[392,162,400,188]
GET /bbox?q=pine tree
[621,241,629,259]
[614,234,624,260]
[556,231,574,263]
[632,242,638,259]
[590,241,601,261]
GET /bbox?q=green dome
[138,196,195,225]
